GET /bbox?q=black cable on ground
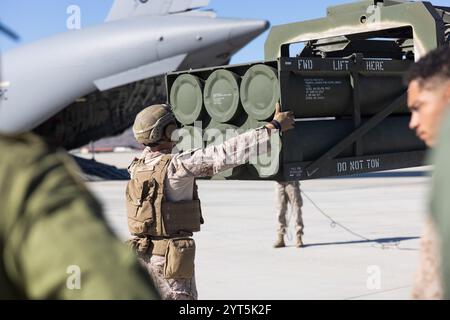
[301,190,419,251]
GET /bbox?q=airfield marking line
[344,285,412,300]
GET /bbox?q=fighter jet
[0,0,269,149]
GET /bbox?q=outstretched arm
[168,103,295,178]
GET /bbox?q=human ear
[165,123,178,141]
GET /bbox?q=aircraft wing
[0,0,269,149]
[94,53,187,91]
[106,0,210,22]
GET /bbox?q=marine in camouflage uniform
[411,217,443,299]
[0,133,159,299]
[127,103,294,300]
[406,46,450,299]
[274,181,304,248]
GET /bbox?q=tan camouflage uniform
[129,127,276,300]
[138,253,198,300]
[411,217,443,300]
[275,181,304,237]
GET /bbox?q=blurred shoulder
[0,132,82,182]
[0,132,64,160]
[434,113,450,164]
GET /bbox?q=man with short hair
[126,103,295,300]
[406,45,450,299]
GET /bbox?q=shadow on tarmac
[330,171,428,180]
[302,236,420,248]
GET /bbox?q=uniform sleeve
[411,217,443,300]
[430,114,450,299]
[1,149,159,300]
[168,127,278,179]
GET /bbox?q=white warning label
[213,93,232,106]
[304,78,342,101]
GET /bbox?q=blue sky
[1,0,449,63]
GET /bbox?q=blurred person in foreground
[0,21,159,299]
[406,46,450,299]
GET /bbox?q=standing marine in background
[126,103,295,300]
[273,181,304,248]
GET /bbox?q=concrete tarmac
[80,152,430,300]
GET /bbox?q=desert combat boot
[296,235,304,248]
[273,234,285,248]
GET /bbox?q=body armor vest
[126,154,203,238]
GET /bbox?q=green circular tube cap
[240,117,281,178]
[240,117,268,132]
[240,64,279,121]
[204,70,242,123]
[252,132,281,178]
[173,125,204,154]
[204,121,244,180]
[170,74,204,125]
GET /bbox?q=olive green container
[170,74,205,125]
[204,121,245,180]
[240,64,279,121]
[204,70,243,124]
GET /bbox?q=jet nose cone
[228,19,270,47]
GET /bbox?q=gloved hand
[267,103,295,132]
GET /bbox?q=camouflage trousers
[275,181,304,237]
[138,253,198,300]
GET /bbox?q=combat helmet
[133,104,177,146]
